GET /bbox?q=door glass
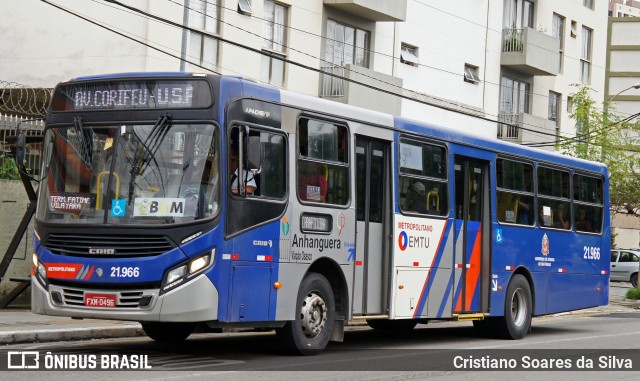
[369,141,385,223]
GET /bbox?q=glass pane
[400,176,448,216]
[204,0,218,33]
[271,56,284,87]
[260,54,270,83]
[37,124,220,225]
[273,4,286,53]
[335,23,345,65]
[189,1,205,29]
[202,36,217,68]
[343,26,354,65]
[496,191,534,225]
[325,20,336,63]
[537,167,569,198]
[257,132,285,198]
[188,33,202,62]
[574,175,602,204]
[574,204,602,233]
[297,161,347,205]
[355,30,368,67]
[299,119,347,163]
[497,159,532,192]
[356,140,366,221]
[538,198,570,229]
[399,139,446,179]
[369,141,385,223]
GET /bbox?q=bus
[30,72,610,355]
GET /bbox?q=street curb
[0,326,144,345]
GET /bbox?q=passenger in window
[299,163,327,202]
[575,207,592,232]
[554,203,570,229]
[497,193,531,224]
[229,145,256,195]
[405,182,427,213]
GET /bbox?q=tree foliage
[559,85,640,216]
[0,153,20,180]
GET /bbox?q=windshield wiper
[73,117,93,166]
[128,114,172,203]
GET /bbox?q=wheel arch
[512,266,536,315]
[307,257,349,320]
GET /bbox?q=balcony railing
[497,113,520,139]
[320,65,346,98]
[502,28,525,53]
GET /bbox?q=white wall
[0,0,186,88]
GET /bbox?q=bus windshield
[37,122,219,225]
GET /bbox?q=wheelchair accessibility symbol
[496,229,503,244]
[111,199,126,217]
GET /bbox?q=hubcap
[511,288,527,327]
[299,291,327,339]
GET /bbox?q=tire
[366,319,418,331]
[490,274,532,340]
[276,272,335,355]
[141,322,194,343]
[631,273,638,288]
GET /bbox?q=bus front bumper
[31,274,218,322]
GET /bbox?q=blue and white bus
[31,72,610,355]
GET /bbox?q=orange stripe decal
[465,227,482,310]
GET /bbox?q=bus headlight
[32,253,48,288]
[160,251,213,294]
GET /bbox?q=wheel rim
[510,288,527,327]
[299,291,327,339]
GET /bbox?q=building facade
[0,0,609,146]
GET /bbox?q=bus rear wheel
[491,274,532,340]
[141,322,195,343]
[277,272,335,355]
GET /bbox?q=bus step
[351,315,389,320]
[453,313,487,321]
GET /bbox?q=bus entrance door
[353,136,391,316]
[453,157,490,314]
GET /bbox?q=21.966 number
[111,266,140,278]
[583,246,600,260]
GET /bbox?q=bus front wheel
[141,322,194,343]
[491,274,532,340]
[277,272,335,355]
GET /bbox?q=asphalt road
[3,298,639,380]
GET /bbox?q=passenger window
[611,251,619,262]
[398,138,448,216]
[496,159,534,225]
[573,174,603,233]
[297,118,348,205]
[537,167,570,230]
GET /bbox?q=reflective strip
[505,266,514,271]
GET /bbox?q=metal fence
[502,28,525,53]
[497,113,520,139]
[0,113,45,178]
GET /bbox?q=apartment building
[0,0,609,147]
[608,0,640,17]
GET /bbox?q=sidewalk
[0,285,638,345]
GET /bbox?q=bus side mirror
[15,132,26,170]
[246,135,262,174]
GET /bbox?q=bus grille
[43,234,175,257]
[61,288,145,308]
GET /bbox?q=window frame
[325,19,370,68]
[536,165,571,231]
[227,122,288,201]
[496,157,535,227]
[261,1,288,87]
[580,26,593,84]
[400,43,420,67]
[296,115,350,207]
[572,172,604,235]
[183,0,219,71]
[397,136,449,218]
[464,64,480,84]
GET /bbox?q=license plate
[85,293,116,308]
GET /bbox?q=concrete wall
[0,180,36,307]
[612,214,640,249]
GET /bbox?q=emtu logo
[398,231,408,251]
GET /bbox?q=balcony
[324,0,407,21]
[501,28,560,76]
[320,64,403,115]
[497,112,557,151]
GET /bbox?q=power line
[42,0,587,145]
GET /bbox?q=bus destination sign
[51,80,212,111]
